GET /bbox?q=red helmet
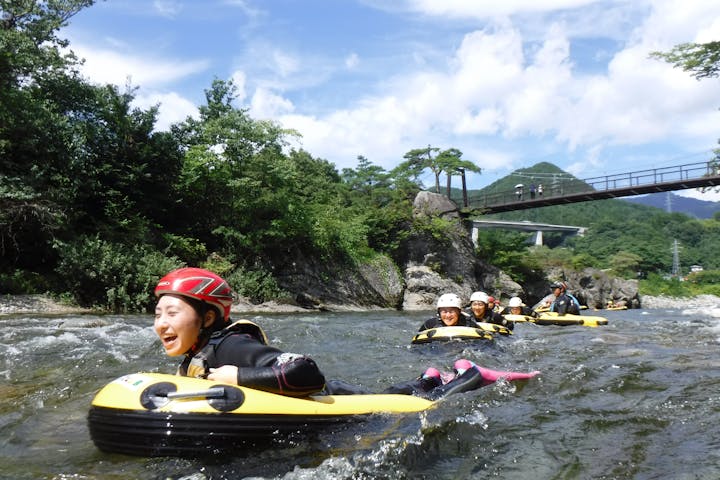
[155,267,234,321]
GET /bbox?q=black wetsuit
[550,292,581,315]
[180,324,326,397]
[467,308,514,330]
[418,314,479,332]
[180,320,486,401]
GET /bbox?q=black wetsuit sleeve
[211,335,326,397]
[419,317,438,331]
[464,317,480,327]
[492,311,513,329]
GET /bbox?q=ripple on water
[1,310,719,479]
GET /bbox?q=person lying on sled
[154,267,326,397]
[154,267,538,400]
[418,293,479,331]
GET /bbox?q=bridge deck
[464,161,720,214]
[471,219,585,233]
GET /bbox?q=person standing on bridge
[548,282,581,315]
[530,183,536,199]
[538,184,543,197]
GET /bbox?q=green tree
[0,0,96,274]
[399,145,441,192]
[435,148,481,197]
[650,41,720,80]
[651,41,720,190]
[341,156,418,255]
[609,251,642,278]
[170,78,366,265]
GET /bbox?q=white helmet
[508,296,524,308]
[436,293,462,310]
[470,291,489,304]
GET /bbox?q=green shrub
[411,216,457,245]
[0,270,51,294]
[55,236,182,313]
[225,267,287,303]
[686,269,720,285]
[639,273,692,297]
[161,233,208,266]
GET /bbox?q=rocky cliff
[266,191,638,312]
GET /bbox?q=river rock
[524,268,640,309]
[399,192,516,310]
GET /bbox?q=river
[1,306,719,479]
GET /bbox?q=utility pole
[671,239,681,277]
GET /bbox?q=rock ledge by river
[2,293,719,316]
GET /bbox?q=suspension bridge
[460,160,720,214]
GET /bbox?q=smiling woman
[152,267,327,396]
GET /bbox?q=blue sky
[63,0,720,200]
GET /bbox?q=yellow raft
[411,323,511,344]
[88,372,434,456]
[504,312,608,327]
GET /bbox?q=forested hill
[451,162,720,275]
[622,192,720,219]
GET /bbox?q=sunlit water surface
[1,307,719,479]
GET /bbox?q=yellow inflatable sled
[504,312,608,327]
[88,372,433,456]
[411,323,512,344]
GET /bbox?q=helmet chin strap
[187,310,216,355]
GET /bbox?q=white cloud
[345,53,360,69]
[230,70,248,103]
[72,44,209,88]
[272,4,720,173]
[153,0,182,18]
[404,0,602,18]
[133,91,198,131]
[221,0,264,18]
[249,88,295,119]
[271,50,300,77]
[676,189,720,202]
[66,0,720,181]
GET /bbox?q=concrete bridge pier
[470,220,585,247]
[532,230,543,246]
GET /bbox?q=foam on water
[2,309,720,479]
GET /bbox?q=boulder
[400,192,503,310]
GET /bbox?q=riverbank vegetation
[2,2,718,312]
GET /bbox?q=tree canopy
[2,3,717,310]
[650,41,720,80]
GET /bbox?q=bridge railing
[467,160,719,208]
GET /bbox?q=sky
[62,0,720,200]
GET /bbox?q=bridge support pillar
[532,230,543,246]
